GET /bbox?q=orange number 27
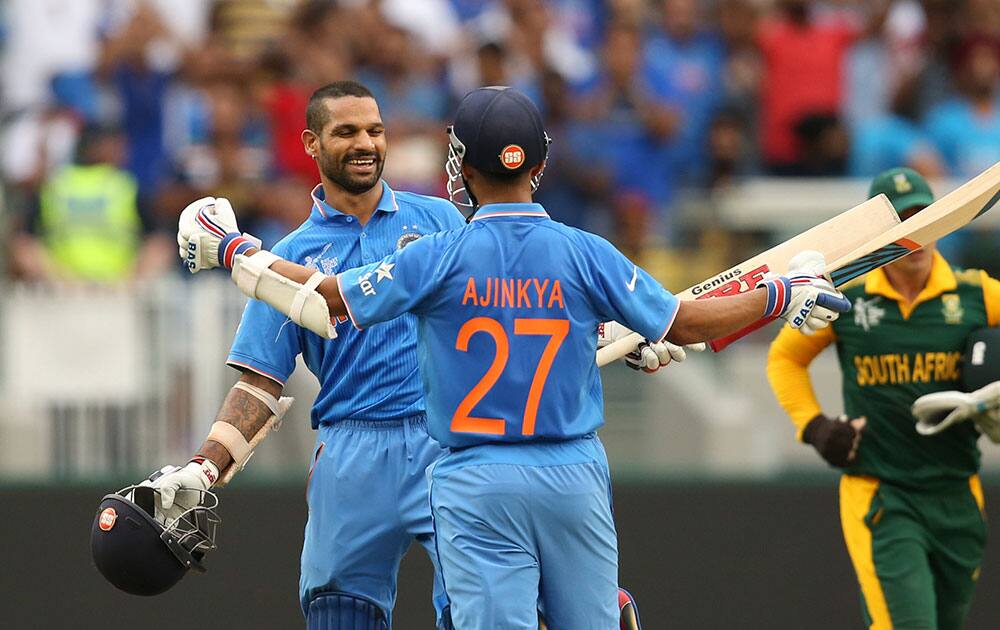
[452,317,569,436]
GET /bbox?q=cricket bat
[597,159,1000,367]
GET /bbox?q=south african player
[767,167,1000,630]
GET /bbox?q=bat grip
[815,291,851,314]
[596,332,645,367]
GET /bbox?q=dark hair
[306,81,376,133]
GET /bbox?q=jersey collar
[470,203,549,221]
[310,180,399,222]
[865,251,956,317]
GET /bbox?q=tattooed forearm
[196,372,283,469]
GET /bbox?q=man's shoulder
[953,266,986,287]
[393,191,465,226]
[539,221,613,253]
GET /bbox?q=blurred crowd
[3,0,1000,286]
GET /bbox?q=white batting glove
[142,459,219,526]
[756,250,851,335]
[178,197,260,273]
[598,321,705,373]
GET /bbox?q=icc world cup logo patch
[500,144,525,170]
[397,232,422,250]
[99,507,118,531]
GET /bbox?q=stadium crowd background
[7,7,1000,626]
[5,0,1000,292]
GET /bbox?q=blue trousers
[429,435,619,629]
[301,415,448,627]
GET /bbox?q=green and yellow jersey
[768,252,1000,488]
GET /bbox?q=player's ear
[301,129,319,160]
[461,162,476,182]
[529,162,545,179]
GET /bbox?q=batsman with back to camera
[182,85,852,627]
[166,80,657,629]
[767,167,1000,630]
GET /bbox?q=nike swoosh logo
[626,265,638,292]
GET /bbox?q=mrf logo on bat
[690,266,770,299]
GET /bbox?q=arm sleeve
[766,324,836,441]
[338,233,443,329]
[584,235,679,342]
[981,271,1000,327]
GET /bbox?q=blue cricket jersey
[338,203,679,448]
[227,182,465,428]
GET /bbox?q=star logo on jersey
[854,296,885,332]
[375,261,395,282]
[304,243,339,275]
[941,294,964,324]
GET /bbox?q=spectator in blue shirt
[575,23,679,228]
[924,38,1000,178]
[644,0,726,187]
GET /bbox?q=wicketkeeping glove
[802,413,866,467]
[598,321,706,373]
[756,251,851,335]
[177,196,259,273]
[912,381,1000,442]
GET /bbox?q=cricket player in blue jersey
[165,81,651,629]
[162,81,467,629]
[181,86,852,628]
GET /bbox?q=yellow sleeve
[766,324,836,441]
[981,271,1000,326]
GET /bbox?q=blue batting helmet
[446,86,551,208]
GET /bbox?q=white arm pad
[233,381,282,417]
[207,421,252,468]
[213,382,295,486]
[231,251,338,339]
[234,250,279,298]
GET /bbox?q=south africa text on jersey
[854,351,962,386]
[462,277,565,309]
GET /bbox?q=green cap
[868,167,935,214]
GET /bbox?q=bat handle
[596,332,645,367]
[815,291,852,314]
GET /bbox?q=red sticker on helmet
[500,144,525,170]
[99,507,118,531]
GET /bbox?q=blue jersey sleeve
[338,232,447,329]
[227,294,302,385]
[581,233,679,342]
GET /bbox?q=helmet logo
[99,507,118,531]
[500,145,525,170]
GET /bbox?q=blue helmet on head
[446,86,551,210]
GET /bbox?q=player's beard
[318,149,385,195]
